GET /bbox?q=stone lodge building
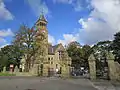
[21,14,71,77]
[48,43,71,75]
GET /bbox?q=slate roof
[48,44,59,55]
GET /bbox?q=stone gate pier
[88,54,96,80]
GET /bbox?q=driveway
[0,76,97,90]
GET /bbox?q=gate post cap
[88,54,96,61]
[106,51,115,60]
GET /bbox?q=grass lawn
[0,72,16,76]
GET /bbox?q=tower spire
[39,8,47,23]
[35,8,47,27]
[41,8,44,15]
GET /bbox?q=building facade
[25,14,72,77]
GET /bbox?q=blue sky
[0,0,120,47]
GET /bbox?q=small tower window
[48,57,50,60]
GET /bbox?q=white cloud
[78,19,114,44]
[0,28,14,47]
[0,38,6,43]
[91,0,120,31]
[0,37,7,48]
[74,0,83,11]
[0,28,14,37]
[0,0,14,20]
[53,0,91,12]
[78,18,88,29]
[48,34,56,45]
[57,34,79,46]
[77,0,120,45]
[74,0,91,11]
[56,0,120,45]
[53,0,73,4]
[26,0,49,16]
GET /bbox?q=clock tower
[36,14,48,44]
[35,14,49,76]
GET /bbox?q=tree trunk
[25,57,30,72]
[25,62,29,72]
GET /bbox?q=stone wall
[114,61,120,81]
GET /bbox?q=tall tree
[92,40,112,71]
[111,32,120,63]
[13,25,36,71]
[92,40,112,59]
[67,41,83,69]
[81,45,92,69]
[0,50,8,71]
[0,45,23,71]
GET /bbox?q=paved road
[0,77,97,90]
[92,80,120,90]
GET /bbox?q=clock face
[38,28,45,32]
[41,30,46,33]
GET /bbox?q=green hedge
[0,73,16,76]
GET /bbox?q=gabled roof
[48,44,64,55]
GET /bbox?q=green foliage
[111,32,120,62]
[67,40,112,69]
[92,40,112,70]
[81,45,92,68]
[13,25,36,52]
[0,45,23,71]
[0,25,37,72]
[0,73,15,76]
[0,51,8,66]
[67,42,82,68]
[92,40,112,59]
[13,24,37,71]
[67,41,92,69]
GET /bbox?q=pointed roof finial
[41,8,44,15]
[39,8,47,21]
[35,8,47,24]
